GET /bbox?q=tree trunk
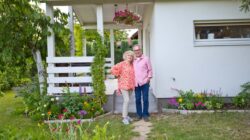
[32,49,45,95]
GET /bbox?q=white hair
[123,50,135,60]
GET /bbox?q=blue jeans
[135,83,149,118]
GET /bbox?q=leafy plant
[233,82,250,108]
[177,90,195,110]
[91,33,108,108]
[207,93,224,109]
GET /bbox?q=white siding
[150,1,250,98]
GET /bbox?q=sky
[39,4,137,38]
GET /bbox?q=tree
[0,0,69,94]
[240,0,250,12]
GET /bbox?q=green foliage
[233,82,250,108]
[74,24,83,56]
[178,90,195,110]
[240,0,250,12]
[91,33,108,107]
[1,91,136,140]
[0,0,70,92]
[20,82,104,120]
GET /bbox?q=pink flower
[58,114,64,120]
[70,116,75,120]
[63,109,68,113]
[77,120,81,124]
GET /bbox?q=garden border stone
[162,108,250,115]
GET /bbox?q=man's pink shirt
[133,55,152,87]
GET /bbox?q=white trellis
[46,56,111,95]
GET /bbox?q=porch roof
[42,0,151,28]
[42,0,154,5]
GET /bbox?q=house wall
[150,0,250,98]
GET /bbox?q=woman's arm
[111,62,122,77]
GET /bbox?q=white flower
[56,97,59,101]
[51,98,55,101]
[44,104,47,107]
[41,113,45,116]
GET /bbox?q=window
[194,19,250,46]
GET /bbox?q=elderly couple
[111,45,152,125]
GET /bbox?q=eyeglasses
[133,49,140,52]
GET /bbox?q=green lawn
[0,91,137,140]
[0,91,49,139]
[149,112,250,140]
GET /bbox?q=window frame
[193,19,250,47]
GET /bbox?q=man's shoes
[143,117,149,122]
[135,116,142,121]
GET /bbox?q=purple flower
[168,98,179,107]
[78,110,87,116]
[77,120,81,124]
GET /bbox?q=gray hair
[123,50,135,60]
[133,44,141,50]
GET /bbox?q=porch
[44,0,157,113]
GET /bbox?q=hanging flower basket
[113,9,141,26]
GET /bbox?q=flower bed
[167,83,250,111]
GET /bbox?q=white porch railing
[46,56,111,95]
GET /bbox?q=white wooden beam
[48,87,93,94]
[138,28,142,46]
[47,77,92,84]
[68,6,75,56]
[83,38,87,56]
[46,4,55,95]
[96,5,104,39]
[110,29,115,66]
[47,67,91,73]
[46,4,55,57]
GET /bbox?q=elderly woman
[111,50,135,125]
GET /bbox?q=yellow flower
[198,93,203,98]
[178,98,183,103]
[84,102,88,106]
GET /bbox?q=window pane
[194,21,250,40]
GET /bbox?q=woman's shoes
[126,116,133,122]
[122,118,130,125]
[122,116,133,125]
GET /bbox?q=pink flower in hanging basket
[113,9,141,26]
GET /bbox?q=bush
[233,82,250,108]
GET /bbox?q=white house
[43,0,250,101]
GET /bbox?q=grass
[0,90,49,139]
[149,112,250,140]
[0,91,137,140]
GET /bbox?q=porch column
[46,4,55,57]
[68,6,75,56]
[96,5,104,41]
[110,29,115,66]
[138,28,146,55]
[138,28,142,46]
[83,38,87,56]
[46,4,55,95]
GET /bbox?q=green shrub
[233,82,250,108]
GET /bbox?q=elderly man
[133,45,152,121]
